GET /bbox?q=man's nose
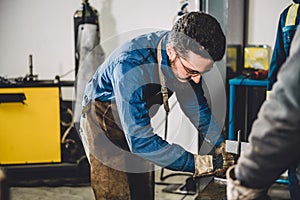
[191,74,201,84]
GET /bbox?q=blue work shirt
[83,30,224,173]
[268,3,300,90]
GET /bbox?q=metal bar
[0,93,26,104]
[228,83,236,140]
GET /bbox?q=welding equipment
[0,55,89,186]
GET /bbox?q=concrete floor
[7,169,291,200]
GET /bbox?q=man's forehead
[186,51,214,68]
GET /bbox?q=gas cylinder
[73,0,105,125]
[73,0,100,76]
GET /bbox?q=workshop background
[0,0,293,199]
[0,0,290,79]
[0,0,289,151]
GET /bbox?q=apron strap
[157,35,170,113]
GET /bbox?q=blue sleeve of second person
[268,12,288,90]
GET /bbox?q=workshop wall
[0,0,197,80]
[0,0,291,80]
[0,0,292,79]
[248,0,291,46]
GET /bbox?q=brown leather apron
[81,100,154,200]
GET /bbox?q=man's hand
[194,154,214,177]
[226,166,270,200]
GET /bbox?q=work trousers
[80,100,154,200]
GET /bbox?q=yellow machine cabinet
[0,87,61,164]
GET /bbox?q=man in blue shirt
[80,12,232,200]
[268,1,300,91]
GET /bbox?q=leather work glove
[214,142,235,177]
[194,154,214,177]
[226,166,270,200]
[194,142,235,177]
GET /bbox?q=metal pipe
[29,54,33,77]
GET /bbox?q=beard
[168,59,192,90]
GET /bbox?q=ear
[166,44,177,61]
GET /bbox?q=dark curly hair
[168,12,226,62]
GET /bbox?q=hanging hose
[61,108,75,143]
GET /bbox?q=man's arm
[267,11,287,90]
[112,59,196,173]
